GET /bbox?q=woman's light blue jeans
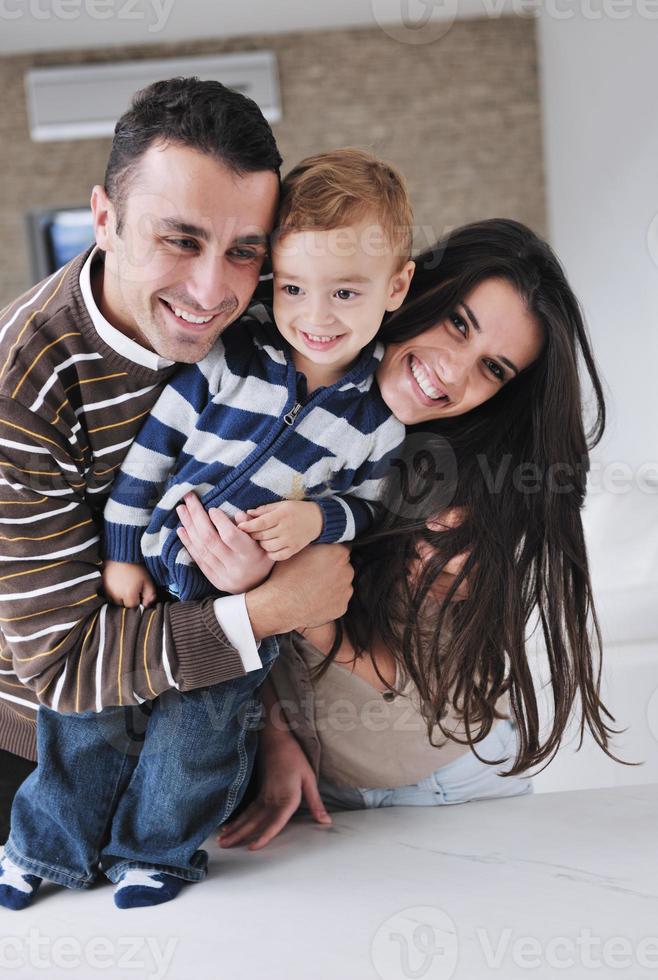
[314,719,533,810]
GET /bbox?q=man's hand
[102,560,157,608]
[245,544,354,641]
[176,493,274,594]
[238,500,324,561]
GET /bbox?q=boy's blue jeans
[4,637,278,889]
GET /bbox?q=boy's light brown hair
[276,148,414,267]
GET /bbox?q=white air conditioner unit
[25,51,281,142]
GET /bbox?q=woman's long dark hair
[320,218,619,776]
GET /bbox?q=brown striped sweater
[0,249,247,761]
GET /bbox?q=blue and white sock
[0,854,42,910]
[113,868,184,909]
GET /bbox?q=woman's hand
[414,507,471,602]
[175,493,274,594]
[424,559,470,602]
[217,734,332,850]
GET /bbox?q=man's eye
[335,289,357,300]
[282,284,301,296]
[449,312,467,337]
[229,248,259,260]
[169,238,198,252]
[485,359,505,382]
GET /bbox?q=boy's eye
[485,359,505,382]
[449,312,467,337]
[334,289,357,300]
[282,284,301,296]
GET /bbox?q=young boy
[101,147,415,602]
[0,149,415,911]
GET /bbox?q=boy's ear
[385,260,415,312]
[90,184,117,253]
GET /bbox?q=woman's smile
[408,354,450,403]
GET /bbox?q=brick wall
[0,17,545,306]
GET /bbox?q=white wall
[537,11,658,476]
[535,12,658,792]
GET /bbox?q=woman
[181,219,617,849]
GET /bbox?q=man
[0,77,353,840]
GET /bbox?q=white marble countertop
[3,783,657,980]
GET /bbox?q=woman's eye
[485,359,505,382]
[449,312,468,337]
[334,289,357,300]
[282,284,301,296]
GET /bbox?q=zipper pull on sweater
[283,402,303,426]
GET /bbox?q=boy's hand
[102,560,158,608]
[237,501,324,561]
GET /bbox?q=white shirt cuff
[213,593,262,673]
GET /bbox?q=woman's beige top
[291,631,510,790]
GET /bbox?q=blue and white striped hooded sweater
[103,304,405,601]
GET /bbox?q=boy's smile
[299,330,346,352]
[272,221,414,388]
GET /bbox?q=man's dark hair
[104,76,282,231]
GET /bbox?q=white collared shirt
[79,247,174,371]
